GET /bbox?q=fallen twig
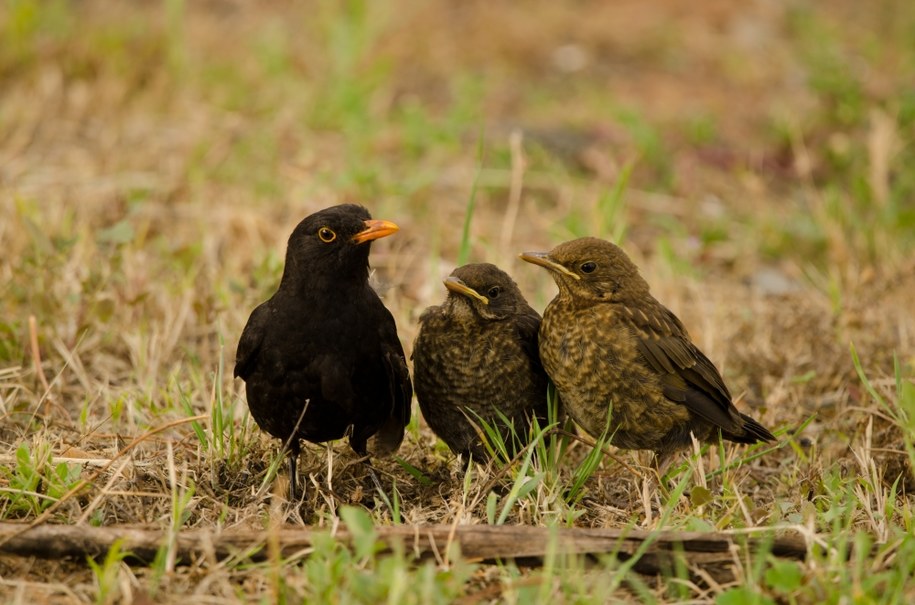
[0,522,807,583]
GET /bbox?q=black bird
[412,263,552,461]
[234,204,412,498]
[521,237,775,465]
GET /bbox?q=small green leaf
[765,559,803,593]
[395,457,431,486]
[690,485,714,507]
[16,442,31,470]
[340,505,377,560]
[92,298,116,323]
[790,370,817,384]
[486,491,497,525]
[514,474,543,501]
[716,586,775,605]
[97,220,135,245]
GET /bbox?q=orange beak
[352,219,400,244]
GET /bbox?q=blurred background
[2,0,912,393]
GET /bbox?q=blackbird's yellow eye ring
[318,227,337,243]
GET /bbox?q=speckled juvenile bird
[412,263,553,461]
[520,237,774,461]
[234,204,412,498]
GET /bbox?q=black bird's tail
[363,413,406,457]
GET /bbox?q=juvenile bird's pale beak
[352,219,399,244]
[519,251,581,280]
[443,276,489,305]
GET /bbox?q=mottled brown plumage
[412,263,552,461]
[520,237,774,457]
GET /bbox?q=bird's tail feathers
[364,414,406,457]
[723,412,776,444]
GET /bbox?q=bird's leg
[650,451,681,500]
[287,440,302,501]
[285,400,311,502]
[652,451,675,482]
[364,459,385,495]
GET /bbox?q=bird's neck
[278,265,371,302]
[554,286,587,305]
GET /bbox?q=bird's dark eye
[487,286,501,299]
[318,227,337,243]
[580,261,597,274]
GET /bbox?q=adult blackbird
[234,204,412,498]
[520,237,774,461]
[412,263,552,461]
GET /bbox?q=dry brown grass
[1,0,914,602]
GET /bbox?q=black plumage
[234,204,412,497]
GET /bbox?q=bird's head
[283,204,399,287]
[441,263,529,322]
[520,237,648,303]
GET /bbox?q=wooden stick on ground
[0,523,807,584]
